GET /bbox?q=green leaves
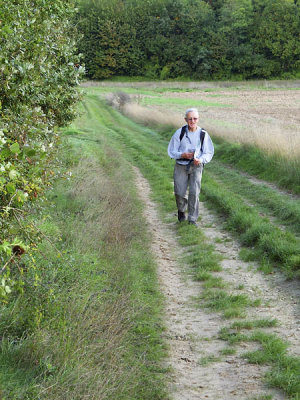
[8,170,18,180]
[0,0,82,303]
[77,0,300,80]
[0,238,28,301]
[9,143,20,154]
[6,182,16,195]
[1,279,12,294]
[0,241,12,256]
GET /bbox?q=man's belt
[177,158,193,162]
[177,158,195,171]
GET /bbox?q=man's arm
[168,129,193,159]
[194,131,214,165]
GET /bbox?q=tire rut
[227,165,300,201]
[199,203,300,357]
[207,172,300,239]
[133,166,299,400]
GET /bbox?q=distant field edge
[80,79,300,90]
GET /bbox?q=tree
[202,0,226,18]
[217,0,256,78]
[252,0,300,77]
[137,0,216,79]
[76,0,300,80]
[77,0,144,78]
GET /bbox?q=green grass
[53,91,300,399]
[246,331,289,364]
[202,276,227,289]
[209,160,300,236]
[198,354,221,366]
[239,248,259,262]
[220,347,237,356]
[219,327,250,344]
[219,324,300,398]
[141,95,231,108]
[201,175,300,277]
[80,85,201,100]
[246,332,300,398]
[0,122,168,399]
[199,289,258,319]
[230,319,278,330]
[213,139,300,195]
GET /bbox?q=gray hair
[185,108,199,118]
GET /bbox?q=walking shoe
[178,211,186,222]
[188,221,198,226]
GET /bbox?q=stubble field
[83,80,300,157]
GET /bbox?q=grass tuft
[200,289,255,319]
[220,347,237,356]
[230,319,278,331]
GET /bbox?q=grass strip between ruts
[201,175,300,277]
[213,139,300,195]
[208,160,300,237]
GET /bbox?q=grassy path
[82,93,300,278]
[0,98,167,399]
[69,92,300,400]
[134,167,293,400]
[208,161,300,237]
[2,88,299,400]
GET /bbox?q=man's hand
[181,152,194,159]
[193,158,201,166]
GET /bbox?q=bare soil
[170,88,300,129]
[134,166,300,400]
[83,79,300,155]
[122,85,300,156]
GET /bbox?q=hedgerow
[0,0,83,302]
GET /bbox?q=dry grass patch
[68,154,139,252]
[123,102,182,128]
[107,85,300,158]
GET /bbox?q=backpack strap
[180,125,206,153]
[200,129,206,152]
[179,125,188,141]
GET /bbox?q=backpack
[180,125,206,152]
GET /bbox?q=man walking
[168,108,214,225]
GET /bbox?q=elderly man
[168,108,214,225]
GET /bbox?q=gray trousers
[174,162,203,222]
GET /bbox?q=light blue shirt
[168,126,214,165]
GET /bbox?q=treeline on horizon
[76,0,300,81]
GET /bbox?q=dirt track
[134,166,300,400]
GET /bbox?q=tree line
[76,0,300,80]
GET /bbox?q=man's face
[185,111,199,131]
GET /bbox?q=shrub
[0,0,83,302]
